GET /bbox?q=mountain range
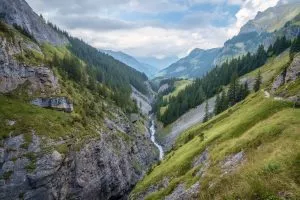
[158,2,300,79]
[100,49,159,78]
[0,0,300,199]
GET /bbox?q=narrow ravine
[150,119,164,160]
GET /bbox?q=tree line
[158,36,292,125]
[46,19,149,112]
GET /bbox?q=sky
[26,0,281,59]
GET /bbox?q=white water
[150,120,164,160]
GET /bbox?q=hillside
[0,0,159,199]
[157,48,221,79]
[130,52,300,200]
[100,49,159,78]
[159,2,300,79]
[1,0,300,199]
[157,49,292,151]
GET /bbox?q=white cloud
[229,0,280,36]
[26,0,281,59]
[69,26,230,58]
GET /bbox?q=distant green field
[159,79,192,116]
[163,80,192,101]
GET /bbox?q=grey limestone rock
[31,97,74,113]
[0,0,68,45]
[0,37,60,95]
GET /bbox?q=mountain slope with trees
[100,49,159,78]
[159,2,300,79]
[131,39,300,200]
[0,0,158,199]
[157,36,292,125]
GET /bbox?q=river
[150,120,164,160]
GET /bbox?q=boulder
[130,114,139,123]
[31,97,73,113]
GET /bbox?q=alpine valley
[0,0,299,200]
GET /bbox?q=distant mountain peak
[239,2,300,34]
[100,49,159,78]
[159,2,300,79]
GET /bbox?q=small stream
[150,120,164,160]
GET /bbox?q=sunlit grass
[131,91,299,199]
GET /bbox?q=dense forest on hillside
[157,36,293,125]
[47,22,149,112]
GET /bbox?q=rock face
[0,37,60,95]
[0,0,68,45]
[0,117,158,200]
[131,86,152,116]
[272,53,300,91]
[158,96,216,151]
[285,54,300,83]
[31,97,74,113]
[158,83,169,94]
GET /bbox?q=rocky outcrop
[0,37,60,95]
[285,54,300,82]
[165,182,200,200]
[0,0,68,45]
[221,151,245,175]
[31,97,73,113]
[131,86,152,116]
[0,115,158,200]
[158,83,169,94]
[158,96,216,151]
[272,53,300,91]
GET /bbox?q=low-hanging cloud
[57,15,138,31]
[26,0,282,58]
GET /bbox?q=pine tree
[214,93,221,115]
[242,82,250,99]
[220,90,228,112]
[227,73,238,106]
[256,45,268,68]
[290,35,300,60]
[203,100,210,123]
[254,70,262,92]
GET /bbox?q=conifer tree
[290,35,300,59]
[254,70,262,92]
[214,93,221,115]
[227,73,238,106]
[203,100,210,123]
[220,90,228,112]
[242,82,250,99]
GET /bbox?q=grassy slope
[163,80,192,101]
[131,53,300,199]
[160,79,192,116]
[0,23,120,154]
[156,51,291,145]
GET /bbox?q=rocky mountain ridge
[0,0,68,45]
[159,2,300,79]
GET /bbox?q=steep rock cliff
[0,0,68,45]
